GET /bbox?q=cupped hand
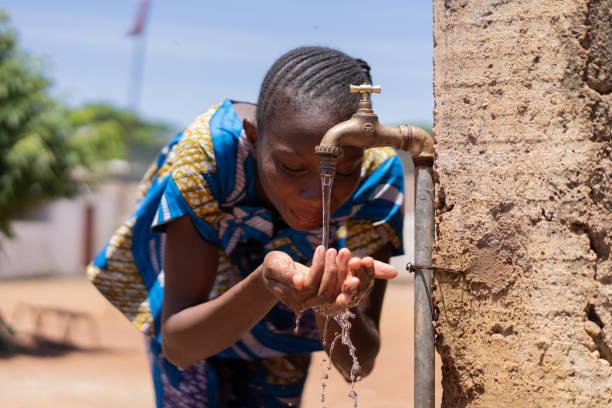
[262,246,348,312]
[317,249,398,312]
[260,249,310,312]
[261,246,397,313]
[337,253,398,309]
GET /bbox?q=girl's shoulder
[159,100,249,200]
[146,101,255,232]
[175,99,241,171]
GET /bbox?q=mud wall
[432,0,611,406]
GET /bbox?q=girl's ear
[243,119,257,155]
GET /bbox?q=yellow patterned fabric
[360,147,397,178]
[159,104,223,227]
[86,217,154,336]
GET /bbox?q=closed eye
[281,162,308,174]
[336,169,357,177]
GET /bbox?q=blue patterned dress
[87,100,405,407]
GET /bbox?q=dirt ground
[0,276,441,407]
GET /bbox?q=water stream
[319,309,361,408]
[292,173,362,407]
[318,174,362,407]
[321,174,334,249]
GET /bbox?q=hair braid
[256,46,372,133]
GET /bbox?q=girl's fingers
[304,246,325,293]
[263,269,299,304]
[341,275,360,293]
[362,257,375,277]
[336,248,351,294]
[348,256,363,278]
[264,251,297,287]
[347,256,398,280]
[336,292,351,306]
[292,273,305,289]
[317,248,339,303]
[347,257,373,293]
[373,259,398,280]
[360,257,377,292]
[265,279,293,297]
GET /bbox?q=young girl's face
[251,108,363,231]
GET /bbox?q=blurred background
[0,1,439,406]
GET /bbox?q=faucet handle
[350,84,380,116]
[350,84,382,94]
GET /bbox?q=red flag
[127,0,151,36]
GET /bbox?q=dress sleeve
[86,105,227,341]
[151,112,225,245]
[336,147,406,258]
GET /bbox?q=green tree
[68,103,171,171]
[0,12,173,236]
[0,11,82,236]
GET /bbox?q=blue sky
[4,0,433,128]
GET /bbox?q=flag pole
[128,33,147,113]
[121,0,151,200]
[127,0,151,113]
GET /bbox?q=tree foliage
[0,11,81,236]
[0,12,172,236]
[68,103,171,169]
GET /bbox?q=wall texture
[432,0,610,406]
[0,182,138,278]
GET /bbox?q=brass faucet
[315,84,434,176]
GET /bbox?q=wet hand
[336,253,398,309]
[314,248,398,312]
[261,246,397,313]
[261,246,347,312]
[261,250,308,312]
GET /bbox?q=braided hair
[256,46,372,134]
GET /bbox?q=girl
[87,46,405,407]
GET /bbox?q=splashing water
[320,355,329,407]
[322,315,330,347]
[319,316,331,407]
[324,309,361,408]
[293,311,303,335]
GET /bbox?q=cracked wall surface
[432,0,611,406]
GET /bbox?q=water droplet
[293,311,303,335]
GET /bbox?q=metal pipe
[414,161,435,408]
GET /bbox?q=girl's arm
[315,245,394,381]
[161,216,277,369]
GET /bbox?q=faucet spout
[315,84,434,176]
